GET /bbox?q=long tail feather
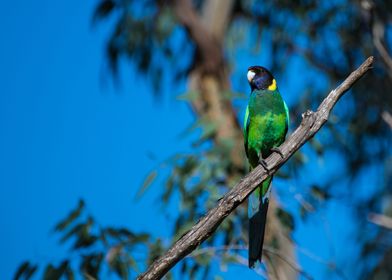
[248,177,272,268]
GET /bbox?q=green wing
[243,105,250,158]
[284,101,289,128]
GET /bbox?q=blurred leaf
[133,233,150,243]
[43,261,69,280]
[148,239,164,265]
[221,253,238,264]
[310,185,330,201]
[60,223,84,244]
[54,199,85,232]
[194,253,212,266]
[155,7,176,42]
[13,261,37,280]
[111,257,129,279]
[60,216,95,248]
[65,267,74,280]
[74,234,97,249]
[80,253,103,278]
[177,91,199,102]
[189,263,199,279]
[221,90,246,100]
[162,177,175,203]
[276,207,295,231]
[136,170,158,198]
[309,138,324,156]
[128,256,138,271]
[174,220,194,240]
[92,0,116,24]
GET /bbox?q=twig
[382,111,392,129]
[230,254,267,278]
[296,246,349,280]
[137,57,374,280]
[187,245,266,277]
[263,246,313,280]
[368,212,392,229]
[189,244,313,280]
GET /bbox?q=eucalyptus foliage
[15,0,392,279]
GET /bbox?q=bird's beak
[247,70,256,82]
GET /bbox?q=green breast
[247,90,288,167]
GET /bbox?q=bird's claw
[271,147,284,159]
[258,158,270,173]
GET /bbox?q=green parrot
[243,66,289,267]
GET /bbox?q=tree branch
[137,56,374,280]
[368,212,392,229]
[172,0,226,74]
[382,111,392,129]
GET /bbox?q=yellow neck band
[268,79,277,91]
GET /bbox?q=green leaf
[309,138,324,155]
[13,261,37,280]
[80,253,103,278]
[92,0,116,24]
[221,253,238,264]
[136,170,158,198]
[54,200,85,232]
[310,185,330,201]
[221,90,246,100]
[189,263,199,279]
[276,207,295,231]
[174,220,194,240]
[148,239,164,265]
[103,227,149,245]
[106,245,123,266]
[162,177,175,204]
[133,233,150,244]
[177,91,199,102]
[60,223,84,244]
[65,267,74,280]
[155,6,176,41]
[128,256,138,272]
[73,235,97,249]
[43,261,69,280]
[111,258,129,280]
[60,217,94,247]
[194,253,211,266]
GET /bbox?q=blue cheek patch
[254,76,269,90]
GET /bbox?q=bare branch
[137,57,374,280]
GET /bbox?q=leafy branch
[137,56,375,280]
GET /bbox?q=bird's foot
[258,158,270,173]
[271,147,284,159]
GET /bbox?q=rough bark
[137,57,374,280]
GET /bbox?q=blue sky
[0,1,193,278]
[0,1,386,279]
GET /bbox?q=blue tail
[248,176,272,268]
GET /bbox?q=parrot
[243,66,289,268]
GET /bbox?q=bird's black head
[247,66,276,91]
